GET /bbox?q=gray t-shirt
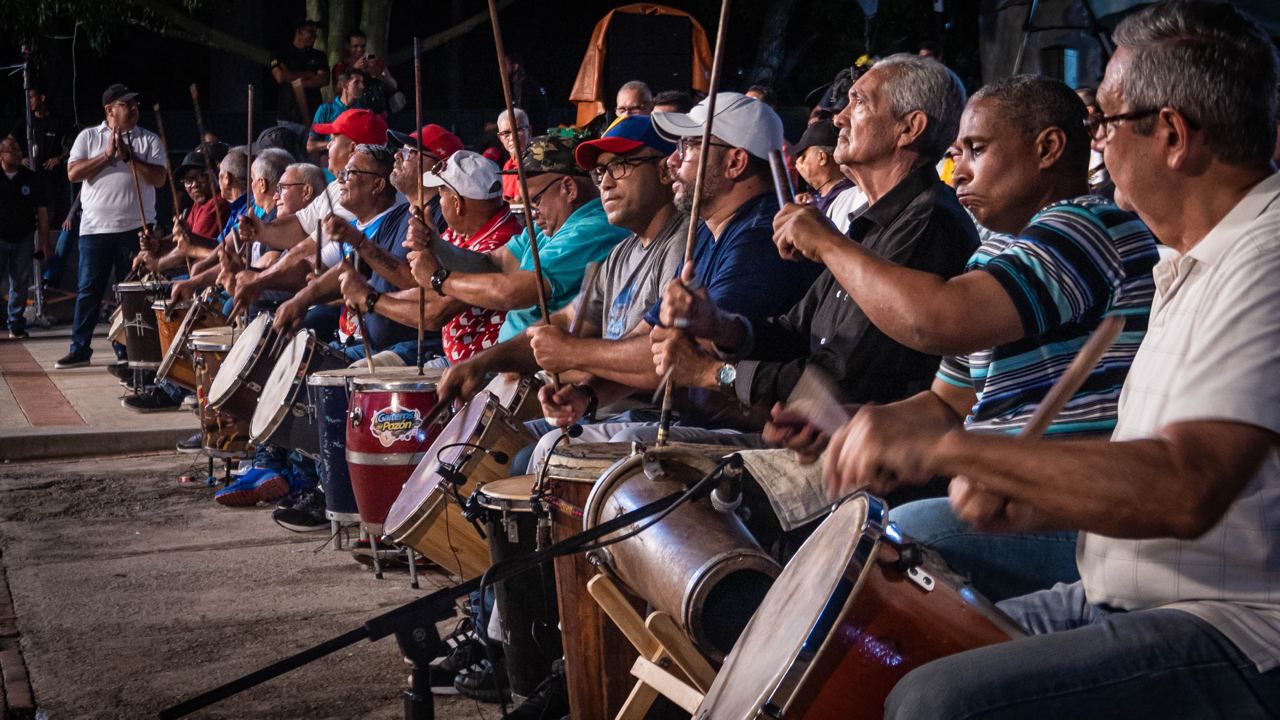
[582,211,688,339]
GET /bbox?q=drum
[191,329,249,458]
[385,390,532,578]
[116,280,170,369]
[306,368,370,521]
[346,368,448,532]
[582,445,780,662]
[250,331,348,459]
[696,494,1025,720]
[207,313,281,422]
[107,306,125,345]
[483,373,544,423]
[156,295,228,391]
[475,476,562,703]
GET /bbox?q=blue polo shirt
[359,202,443,356]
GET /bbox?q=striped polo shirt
[937,195,1158,437]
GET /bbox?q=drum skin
[156,297,227,391]
[696,495,1024,720]
[251,331,347,460]
[116,281,169,368]
[346,368,446,530]
[207,314,281,423]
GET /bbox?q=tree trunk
[360,0,392,57]
[748,0,800,87]
[384,0,519,66]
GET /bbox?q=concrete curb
[0,425,198,462]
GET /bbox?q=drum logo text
[370,407,422,447]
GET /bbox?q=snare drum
[116,280,171,368]
[191,329,250,458]
[346,368,447,531]
[250,331,348,459]
[384,390,531,578]
[156,295,228,391]
[475,476,562,703]
[207,313,281,422]
[696,494,1025,720]
[306,368,370,521]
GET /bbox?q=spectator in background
[746,83,778,108]
[1075,86,1111,195]
[496,108,531,205]
[653,89,694,114]
[790,119,865,233]
[308,69,367,158]
[504,52,548,133]
[0,137,50,339]
[615,80,654,119]
[270,19,329,124]
[9,85,72,231]
[332,29,402,115]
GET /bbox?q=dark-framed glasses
[589,155,663,184]
[1084,109,1159,140]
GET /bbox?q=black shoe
[502,658,568,720]
[122,387,182,413]
[430,636,485,695]
[271,489,328,532]
[176,432,203,454]
[8,328,28,340]
[454,657,510,704]
[54,349,92,369]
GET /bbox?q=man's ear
[1035,126,1068,170]
[896,109,929,151]
[723,147,751,181]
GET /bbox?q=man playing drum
[825,3,1280,716]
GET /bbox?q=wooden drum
[156,294,227,391]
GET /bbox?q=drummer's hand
[237,212,261,245]
[171,279,196,303]
[527,324,579,375]
[822,403,942,500]
[274,297,305,335]
[138,227,160,254]
[539,382,589,428]
[949,477,1040,534]
[232,271,260,308]
[439,358,488,407]
[658,261,720,340]
[404,211,439,253]
[763,402,831,464]
[649,325,718,389]
[339,267,373,309]
[324,214,359,251]
[133,249,158,274]
[772,202,839,263]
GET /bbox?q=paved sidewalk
[0,327,198,461]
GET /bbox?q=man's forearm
[356,239,416,290]
[442,269,542,313]
[580,332,662,389]
[429,235,500,274]
[258,215,308,250]
[294,264,343,308]
[134,160,166,188]
[67,154,111,183]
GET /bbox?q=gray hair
[219,146,248,183]
[353,143,396,197]
[871,53,968,163]
[286,162,328,197]
[1113,0,1278,166]
[251,148,293,189]
[618,80,653,100]
[496,108,529,129]
[972,75,1091,177]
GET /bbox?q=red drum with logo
[346,368,447,531]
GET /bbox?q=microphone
[565,424,584,439]
[489,450,509,464]
[710,454,745,514]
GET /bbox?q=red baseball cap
[312,108,389,145]
[386,124,464,160]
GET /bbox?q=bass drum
[696,494,1025,720]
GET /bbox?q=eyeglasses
[525,176,560,210]
[276,181,307,192]
[589,155,663,184]
[338,168,382,183]
[676,137,736,162]
[497,127,530,140]
[1084,108,1159,141]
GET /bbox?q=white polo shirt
[68,122,165,235]
[1077,171,1280,671]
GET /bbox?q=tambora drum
[696,494,1025,720]
[156,294,227,391]
[582,444,779,662]
[482,373,544,423]
[346,367,447,532]
[385,390,531,578]
[305,367,370,522]
[475,475,562,703]
[116,280,171,369]
[250,330,348,459]
[207,313,281,422]
[191,328,249,458]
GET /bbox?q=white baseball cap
[651,92,784,160]
[423,150,502,200]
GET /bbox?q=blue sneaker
[215,467,289,507]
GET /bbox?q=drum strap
[544,495,583,519]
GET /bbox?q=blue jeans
[71,229,141,355]
[0,235,34,333]
[887,498,1079,602]
[334,338,448,367]
[885,582,1280,719]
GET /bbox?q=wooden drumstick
[1016,314,1124,440]
[768,150,795,208]
[153,106,193,276]
[187,84,226,238]
[413,36,427,377]
[343,252,377,374]
[244,84,255,270]
[656,0,732,447]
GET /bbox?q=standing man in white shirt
[823,2,1280,717]
[57,83,165,368]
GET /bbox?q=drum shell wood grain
[156,298,227,391]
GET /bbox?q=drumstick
[768,150,795,208]
[566,261,600,339]
[656,0,732,447]
[151,105,189,262]
[343,252,377,374]
[244,84,255,270]
[1016,314,1124,440]
[413,36,427,377]
[124,130,152,245]
[486,0,558,390]
[188,84,227,239]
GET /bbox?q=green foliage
[0,0,204,50]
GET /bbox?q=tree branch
[134,0,271,66]
[384,0,519,66]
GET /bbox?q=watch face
[717,363,736,386]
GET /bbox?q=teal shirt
[498,198,629,341]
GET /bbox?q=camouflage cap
[500,134,588,177]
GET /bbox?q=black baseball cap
[789,118,840,158]
[176,142,229,177]
[102,83,139,106]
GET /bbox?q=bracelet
[580,384,599,423]
[430,267,451,296]
[364,290,381,315]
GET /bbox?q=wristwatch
[580,384,600,423]
[715,362,738,394]
[430,267,451,296]
[364,290,381,315]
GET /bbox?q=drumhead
[115,280,168,293]
[151,299,192,312]
[477,476,537,511]
[208,314,270,407]
[482,373,522,409]
[544,441,637,483]
[191,330,237,353]
[696,494,883,719]
[250,330,311,440]
[350,366,444,393]
[307,366,370,387]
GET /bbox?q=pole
[413,36,426,376]
[245,84,255,269]
[188,84,227,236]
[152,104,192,275]
[655,0,732,447]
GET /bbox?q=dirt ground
[0,452,506,720]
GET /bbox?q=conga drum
[207,313,280,422]
[384,390,532,578]
[250,330,348,459]
[696,494,1025,720]
[191,329,249,458]
[475,476,562,703]
[116,280,171,369]
[346,368,446,533]
[156,294,228,391]
[306,367,369,522]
